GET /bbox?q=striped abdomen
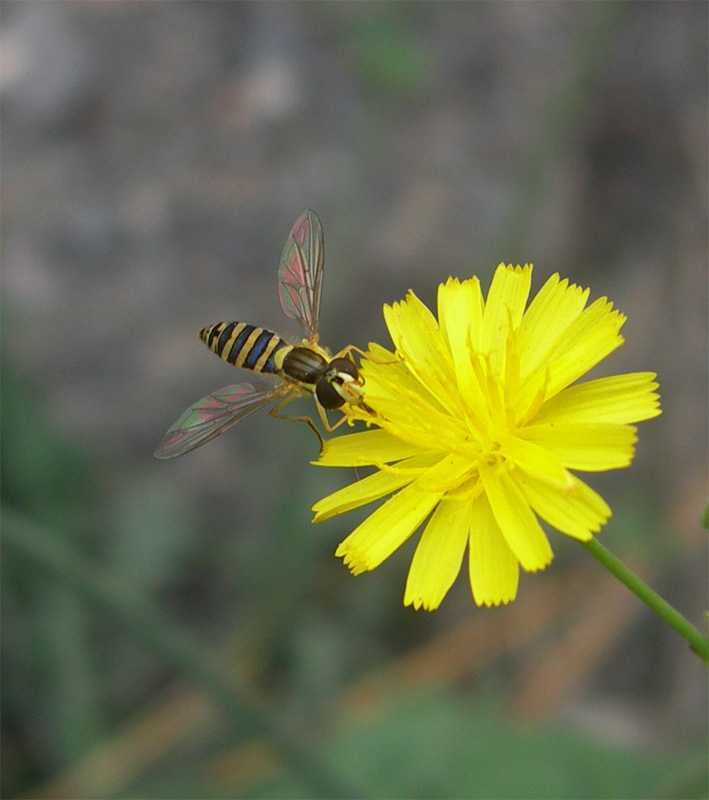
[200,322,291,376]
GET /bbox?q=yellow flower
[312,264,661,610]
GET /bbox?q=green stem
[2,507,359,799]
[581,537,708,665]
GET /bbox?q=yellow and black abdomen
[200,322,291,376]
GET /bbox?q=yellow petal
[513,364,550,427]
[511,469,611,540]
[384,293,462,416]
[483,263,533,341]
[316,429,422,467]
[312,452,440,522]
[517,274,589,380]
[366,342,397,362]
[520,422,638,471]
[403,499,469,611]
[544,298,626,398]
[364,387,452,435]
[468,492,520,605]
[533,373,661,425]
[498,432,572,490]
[479,465,553,572]
[360,390,472,457]
[482,264,532,372]
[335,481,442,574]
[437,277,484,397]
[362,352,432,405]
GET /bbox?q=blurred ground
[2,3,707,798]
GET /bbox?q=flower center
[482,440,506,467]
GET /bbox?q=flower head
[312,264,661,610]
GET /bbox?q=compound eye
[329,357,359,380]
[316,377,345,409]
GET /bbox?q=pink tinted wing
[153,383,289,459]
[277,210,324,341]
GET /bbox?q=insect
[154,210,367,459]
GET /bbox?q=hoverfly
[154,210,367,459]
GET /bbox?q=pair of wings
[154,210,325,459]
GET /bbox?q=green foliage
[344,8,432,98]
[260,691,707,800]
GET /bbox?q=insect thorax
[281,345,330,388]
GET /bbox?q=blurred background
[2,2,707,798]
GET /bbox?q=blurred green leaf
[346,10,431,97]
[1,368,100,534]
[321,691,703,799]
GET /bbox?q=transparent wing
[154,382,290,459]
[277,209,324,341]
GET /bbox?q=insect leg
[335,343,399,366]
[333,344,369,360]
[320,411,352,434]
[269,395,325,450]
